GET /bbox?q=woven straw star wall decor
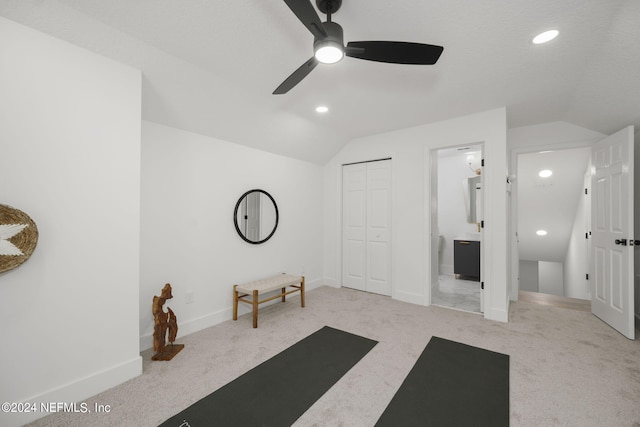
[0,204,38,273]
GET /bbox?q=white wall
[538,261,564,296]
[324,108,509,322]
[140,122,324,348]
[0,17,141,427]
[519,260,539,292]
[508,122,605,150]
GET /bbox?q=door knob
[615,238,627,246]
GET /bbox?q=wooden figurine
[152,283,184,361]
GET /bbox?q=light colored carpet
[26,286,640,426]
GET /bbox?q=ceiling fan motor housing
[314,21,344,50]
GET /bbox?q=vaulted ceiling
[1,0,638,164]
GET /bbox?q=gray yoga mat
[159,326,377,427]
[376,336,509,426]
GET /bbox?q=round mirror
[234,189,279,244]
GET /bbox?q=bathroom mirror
[234,189,279,244]
[463,176,482,224]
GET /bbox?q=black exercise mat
[159,326,377,427]
[376,336,509,427]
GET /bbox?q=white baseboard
[393,289,426,306]
[484,306,509,323]
[322,276,339,287]
[1,356,142,427]
[140,277,327,351]
[139,306,232,351]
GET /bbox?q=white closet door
[366,160,392,295]
[342,163,367,291]
[342,160,392,296]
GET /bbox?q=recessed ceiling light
[533,29,559,44]
[538,169,553,178]
[536,230,548,236]
[315,106,329,113]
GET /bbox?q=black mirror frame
[233,189,279,244]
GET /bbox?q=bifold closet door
[342,160,392,296]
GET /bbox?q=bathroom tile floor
[432,274,482,313]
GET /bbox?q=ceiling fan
[273,0,444,94]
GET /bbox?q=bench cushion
[236,273,302,295]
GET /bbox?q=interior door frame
[635,128,640,329]
[427,142,485,313]
[508,138,602,301]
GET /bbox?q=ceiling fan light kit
[275,0,444,94]
[314,21,344,64]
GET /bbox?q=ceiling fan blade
[283,0,327,39]
[273,57,319,94]
[345,41,444,65]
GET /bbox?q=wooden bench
[233,273,305,328]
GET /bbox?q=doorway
[516,147,591,300]
[511,126,636,339]
[431,144,483,313]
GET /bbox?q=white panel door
[342,163,367,291]
[591,126,635,339]
[366,160,392,296]
[342,160,392,295]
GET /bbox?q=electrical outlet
[186,291,194,304]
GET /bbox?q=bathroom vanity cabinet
[454,239,480,281]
